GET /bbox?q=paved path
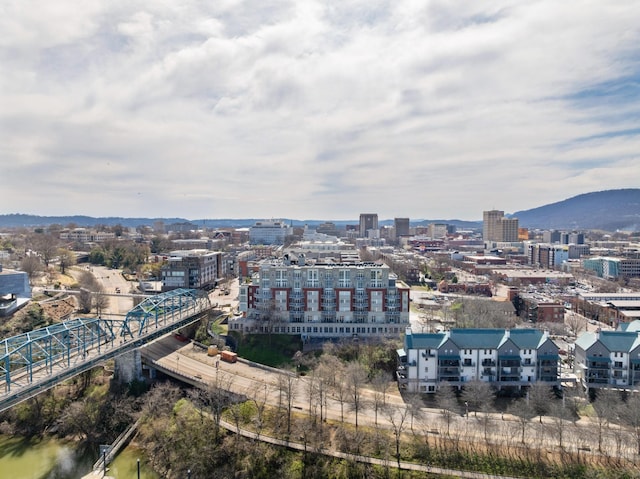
[216,418,523,479]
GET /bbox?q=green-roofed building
[398,326,559,394]
[574,328,640,391]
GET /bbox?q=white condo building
[248,220,293,245]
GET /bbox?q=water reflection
[0,436,157,479]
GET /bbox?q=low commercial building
[583,257,640,279]
[0,266,31,316]
[59,228,116,243]
[397,327,560,393]
[161,250,221,291]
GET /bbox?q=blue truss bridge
[0,288,213,413]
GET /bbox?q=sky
[1,1,639,222]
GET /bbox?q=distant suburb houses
[232,255,410,340]
[573,320,640,391]
[397,327,560,394]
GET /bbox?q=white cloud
[1,0,638,220]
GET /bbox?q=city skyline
[1,1,639,221]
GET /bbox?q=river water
[0,435,158,479]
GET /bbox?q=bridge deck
[0,288,213,412]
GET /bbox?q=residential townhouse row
[574,320,640,391]
[397,327,560,394]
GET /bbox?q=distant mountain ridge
[0,189,638,231]
[511,188,640,231]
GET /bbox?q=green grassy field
[231,332,303,367]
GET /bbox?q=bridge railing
[0,289,213,408]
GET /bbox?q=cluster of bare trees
[77,270,109,315]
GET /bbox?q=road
[140,333,640,463]
[142,335,407,425]
[87,265,133,316]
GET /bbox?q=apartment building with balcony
[574,324,640,391]
[232,257,410,339]
[397,327,560,394]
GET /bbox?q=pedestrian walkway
[217,419,524,479]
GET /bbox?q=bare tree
[404,393,424,433]
[20,255,43,284]
[527,382,553,423]
[142,382,182,419]
[620,392,640,455]
[461,380,494,418]
[384,403,411,471]
[333,367,349,424]
[462,381,495,441]
[32,233,59,268]
[57,248,76,275]
[507,397,535,444]
[592,388,620,453]
[195,371,234,442]
[345,361,368,430]
[305,368,320,422]
[94,288,109,317]
[250,383,270,439]
[315,354,341,423]
[547,400,572,449]
[277,371,297,435]
[78,288,94,313]
[565,312,586,337]
[371,370,389,425]
[436,384,459,436]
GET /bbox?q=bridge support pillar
[114,349,143,384]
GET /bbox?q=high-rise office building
[483,210,519,242]
[394,217,410,237]
[359,213,378,238]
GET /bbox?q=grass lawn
[231,332,302,367]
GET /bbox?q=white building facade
[398,327,560,393]
[248,220,293,245]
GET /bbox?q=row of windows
[271,325,400,334]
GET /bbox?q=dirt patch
[41,297,76,321]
